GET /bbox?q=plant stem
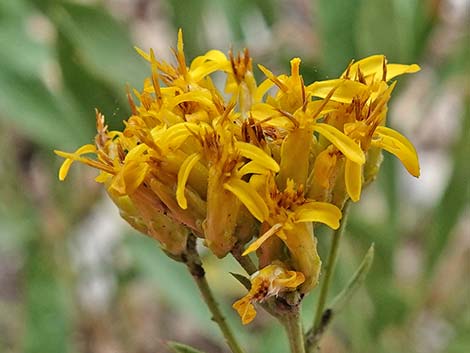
[282,310,306,353]
[231,242,257,275]
[312,201,351,333]
[185,235,246,353]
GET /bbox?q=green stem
[231,242,257,275]
[185,236,246,353]
[313,201,350,332]
[282,310,306,353]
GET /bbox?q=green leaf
[230,272,251,290]
[124,236,218,335]
[329,243,375,313]
[48,2,147,89]
[316,0,361,75]
[56,30,129,130]
[23,238,72,353]
[0,12,50,77]
[0,68,92,148]
[426,97,470,274]
[168,341,208,353]
[355,0,418,62]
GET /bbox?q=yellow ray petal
[232,298,257,325]
[345,159,362,202]
[223,178,269,222]
[168,91,216,111]
[238,161,272,177]
[242,223,283,256]
[176,153,201,209]
[373,126,420,177]
[55,144,97,181]
[190,49,228,69]
[386,63,421,81]
[343,55,385,79]
[307,79,368,103]
[111,160,149,195]
[235,141,280,172]
[254,78,276,103]
[294,202,342,229]
[159,122,202,150]
[313,123,365,165]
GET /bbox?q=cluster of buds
[56,30,420,324]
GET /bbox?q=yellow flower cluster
[55,30,420,324]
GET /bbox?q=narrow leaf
[329,243,375,312]
[168,341,208,353]
[230,272,251,290]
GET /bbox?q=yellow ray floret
[176,153,202,209]
[232,263,305,324]
[372,126,420,177]
[313,123,366,165]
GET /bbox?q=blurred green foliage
[0,0,468,353]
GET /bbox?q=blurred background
[0,0,468,352]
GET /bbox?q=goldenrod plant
[55,30,420,353]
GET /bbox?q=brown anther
[126,85,138,115]
[382,56,388,82]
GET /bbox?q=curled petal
[236,141,280,172]
[232,264,305,324]
[345,159,363,202]
[238,161,272,177]
[294,202,342,229]
[373,126,420,177]
[313,123,365,165]
[176,153,201,209]
[273,269,305,288]
[55,144,97,181]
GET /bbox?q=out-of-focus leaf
[0,69,92,148]
[56,30,129,130]
[168,341,208,353]
[378,154,399,253]
[0,16,50,77]
[259,325,288,353]
[355,0,420,62]
[316,0,360,76]
[329,243,374,313]
[23,238,72,353]
[437,33,470,81]
[124,236,218,335]
[47,2,147,89]
[426,97,470,273]
[0,0,30,19]
[166,0,206,56]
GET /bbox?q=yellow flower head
[54,31,421,306]
[233,263,305,324]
